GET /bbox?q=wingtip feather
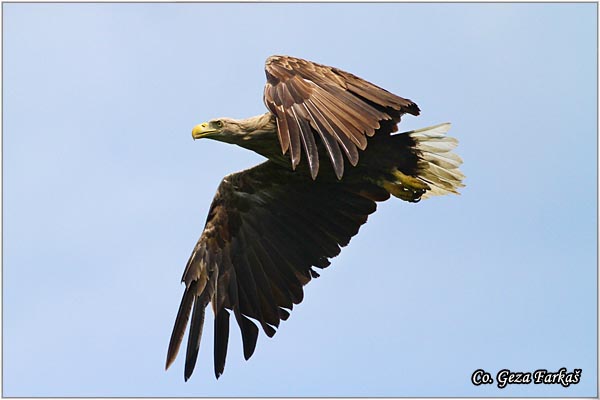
[165,281,198,375]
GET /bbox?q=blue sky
[2,2,597,397]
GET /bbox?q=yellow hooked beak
[191,122,218,140]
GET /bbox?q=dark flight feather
[213,308,230,379]
[166,280,197,371]
[184,291,209,381]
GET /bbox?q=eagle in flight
[166,55,464,381]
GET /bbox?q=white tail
[408,123,465,199]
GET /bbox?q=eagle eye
[213,120,223,129]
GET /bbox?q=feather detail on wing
[264,55,420,179]
[165,161,389,380]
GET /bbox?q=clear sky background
[2,2,597,397]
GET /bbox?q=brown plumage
[264,55,420,179]
[166,55,464,381]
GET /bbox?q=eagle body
[167,55,464,381]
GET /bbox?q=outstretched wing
[166,161,390,380]
[263,55,420,179]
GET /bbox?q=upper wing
[263,55,420,180]
[165,161,390,380]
